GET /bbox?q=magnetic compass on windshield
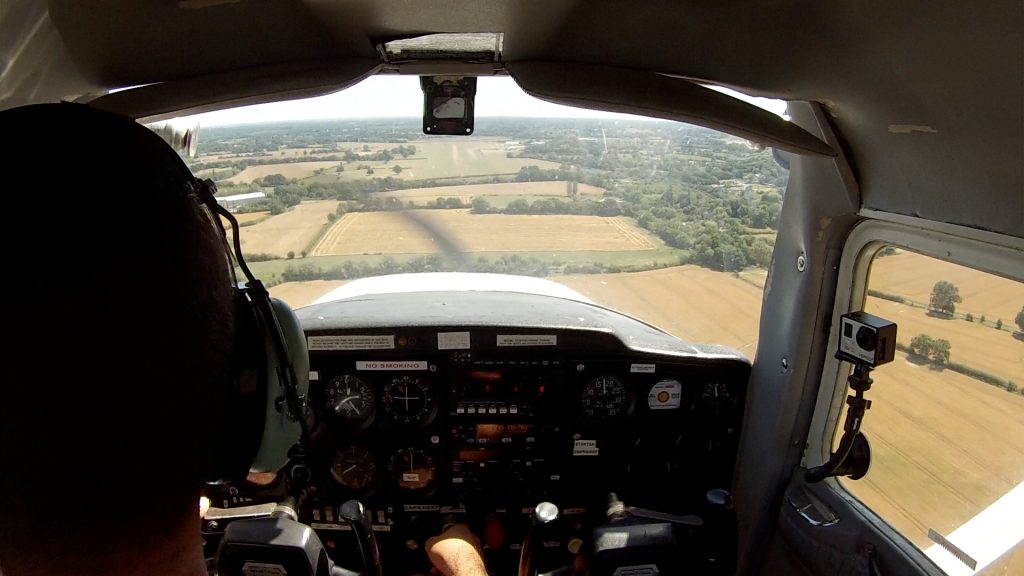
[323,375,376,429]
[382,375,436,426]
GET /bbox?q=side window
[839,248,1024,574]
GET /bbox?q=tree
[909,333,951,365]
[909,334,934,358]
[471,197,492,214]
[268,198,286,215]
[392,165,403,174]
[929,280,962,315]
[261,173,288,186]
[995,319,1003,330]
[930,338,951,364]
[1016,305,1024,331]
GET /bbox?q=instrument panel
[205,290,750,575]
[299,332,747,574]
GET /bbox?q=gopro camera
[836,311,896,367]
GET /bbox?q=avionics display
[474,423,531,442]
[452,369,550,400]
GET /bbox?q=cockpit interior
[1,2,1021,576]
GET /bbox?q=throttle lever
[339,500,382,576]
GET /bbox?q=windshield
[185,76,787,355]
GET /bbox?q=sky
[183,76,787,127]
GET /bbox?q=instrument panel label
[404,504,440,512]
[647,380,683,410]
[497,334,557,347]
[630,363,656,373]
[308,334,395,351]
[438,331,471,350]
[356,360,428,371]
[573,439,599,456]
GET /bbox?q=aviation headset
[2,103,309,483]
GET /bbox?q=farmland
[209,139,564,185]
[233,211,270,225]
[310,140,561,182]
[372,180,606,207]
[871,250,1022,322]
[226,161,340,184]
[229,201,338,257]
[309,210,658,256]
[849,359,1024,550]
[553,266,765,356]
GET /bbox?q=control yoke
[215,498,380,576]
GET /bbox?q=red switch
[484,515,506,550]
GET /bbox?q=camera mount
[805,312,897,484]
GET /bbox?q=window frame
[802,211,1023,568]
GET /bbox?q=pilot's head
[0,104,234,575]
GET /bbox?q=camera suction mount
[805,312,896,484]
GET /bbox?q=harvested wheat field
[231,201,338,257]
[271,280,345,306]
[867,297,1023,384]
[554,266,765,356]
[226,161,339,184]
[848,354,1024,551]
[310,210,658,256]
[231,211,270,225]
[871,250,1023,322]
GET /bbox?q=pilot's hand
[425,524,487,576]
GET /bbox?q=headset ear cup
[249,297,309,474]
[209,289,268,482]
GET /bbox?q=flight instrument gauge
[581,375,631,422]
[700,380,736,413]
[382,376,435,425]
[331,446,378,491]
[390,448,436,491]
[324,375,375,427]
